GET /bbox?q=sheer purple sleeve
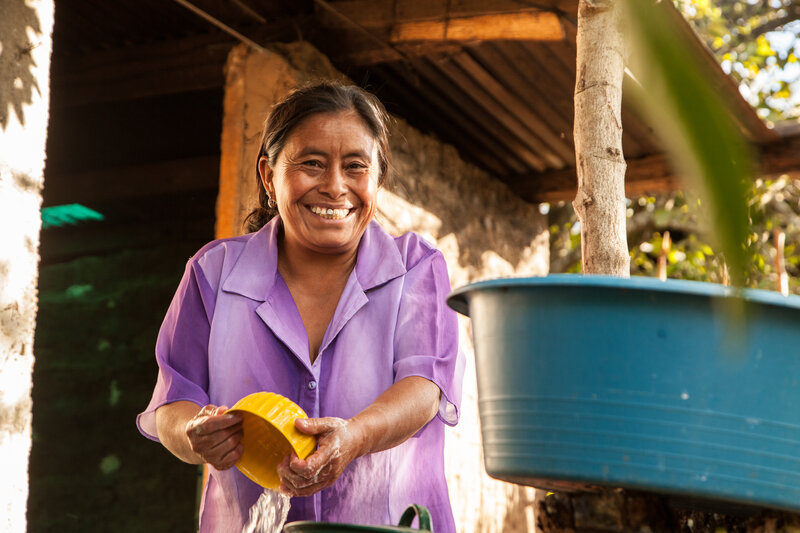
[393,249,464,426]
[136,259,216,441]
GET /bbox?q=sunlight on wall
[376,189,443,243]
[0,1,54,531]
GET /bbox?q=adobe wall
[219,42,549,533]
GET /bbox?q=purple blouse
[137,217,464,532]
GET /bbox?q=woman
[137,82,464,532]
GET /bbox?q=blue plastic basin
[447,275,800,512]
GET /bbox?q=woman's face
[260,110,381,257]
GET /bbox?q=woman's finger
[281,454,341,495]
[200,431,243,470]
[277,455,307,491]
[214,441,244,470]
[207,427,243,455]
[290,447,331,478]
[282,474,336,498]
[295,417,344,436]
[197,404,217,416]
[278,454,318,488]
[185,405,243,469]
[189,412,242,436]
[188,420,241,450]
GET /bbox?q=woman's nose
[320,166,347,197]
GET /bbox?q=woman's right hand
[185,405,244,470]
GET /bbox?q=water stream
[243,489,291,533]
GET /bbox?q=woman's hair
[244,81,393,233]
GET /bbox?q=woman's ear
[258,156,273,196]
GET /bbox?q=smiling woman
[246,83,392,234]
[137,82,465,533]
[259,110,380,257]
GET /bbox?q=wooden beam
[434,52,561,171]
[449,0,577,18]
[42,156,220,207]
[772,121,800,139]
[511,134,800,203]
[370,63,518,176]
[319,0,573,27]
[312,0,569,65]
[516,41,575,99]
[390,12,564,42]
[511,153,677,203]
[315,0,568,45]
[403,59,531,174]
[760,134,800,176]
[468,43,574,147]
[453,50,575,165]
[312,32,463,65]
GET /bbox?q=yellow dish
[227,392,317,489]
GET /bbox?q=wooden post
[572,0,629,277]
[657,231,671,281]
[216,44,250,239]
[774,228,788,296]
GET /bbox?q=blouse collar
[221,217,406,302]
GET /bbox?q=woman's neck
[277,237,359,288]
[276,234,359,362]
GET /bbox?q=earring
[267,193,277,209]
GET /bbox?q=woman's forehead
[283,111,378,155]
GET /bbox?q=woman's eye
[303,160,322,168]
[347,162,367,170]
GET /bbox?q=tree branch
[747,7,800,40]
[712,6,800,56]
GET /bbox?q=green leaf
[622,0,753,286]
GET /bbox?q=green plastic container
[283,504,433,532]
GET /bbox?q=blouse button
[307,380,317,390]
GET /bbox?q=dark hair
[244,81,393,233]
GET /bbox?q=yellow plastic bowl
[227,392,317,489]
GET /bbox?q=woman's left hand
[277,377,440,497]
[277,417,364,497]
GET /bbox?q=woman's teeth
[310,206,350,220]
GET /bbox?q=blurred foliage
[623,0,754,285]
[674,0,800,123]
[549,174,800,295]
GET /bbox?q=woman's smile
[308,205,354,220]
